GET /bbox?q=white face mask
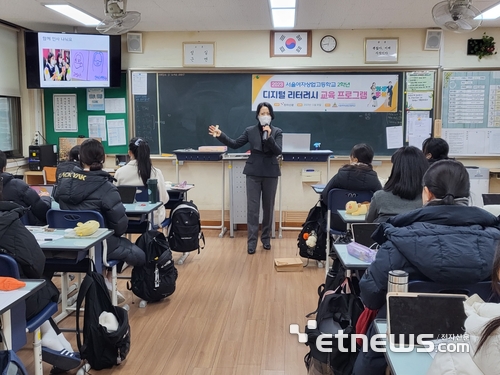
[258,115,271,126]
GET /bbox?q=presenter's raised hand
[208,124,222,137]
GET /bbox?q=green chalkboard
[133,72,405,156]
[44,73,128,156]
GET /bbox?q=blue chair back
[46,209,105,229]
[327,188,374,235]
[408,280,493,301]
[0,253,21,278]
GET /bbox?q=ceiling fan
[96,0,141,35]
[432,0,482,32]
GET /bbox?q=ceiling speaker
[424,29,443,51]
[127,32,143,53]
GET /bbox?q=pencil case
[347,242,377,263]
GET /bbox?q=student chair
[325,189,374,271]
[408,280,493,301]
[0,254,59,375]
[43,167,57,185]
[45,209,120,305]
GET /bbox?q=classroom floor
[17,229,325,375]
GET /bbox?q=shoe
[105,279,126,304]
[42,347,81,371]
[263,243,271,250]
[247,248,256,254]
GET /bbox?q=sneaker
[316,260,324,268]
[105,279,126,304]
[42,347,81,371]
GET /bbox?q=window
[0,96,22,157]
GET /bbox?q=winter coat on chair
[427,295,500,375]
[359,205,500,311]
[54,167,145,267]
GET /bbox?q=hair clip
[134,138,144,146]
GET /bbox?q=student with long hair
[366,146,428,223]
[114,137,169,225]
[353,160,500,375]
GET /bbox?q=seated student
[353,160,500,375]
[0,183,80,371]
[0,150,51,225]
[114,137,169,225]
[366,146,428,223]
[321,143,382,232]
[427,244,500,375]
[422,137,451,165]
[56,145,80,182]
[54,139,146,302]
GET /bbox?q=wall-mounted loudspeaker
[127,32,143,53]
[424,29,443,51]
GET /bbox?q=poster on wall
[251,74,398,112]
[53,94,77,132]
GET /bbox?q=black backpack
[297,201,327,261]
[167,201,205,253]
[130,230,178,302]
[76,267,131,371]
[0,350,28,375]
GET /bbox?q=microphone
[262,124,269,141]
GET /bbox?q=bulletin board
[441,70,500,156]
[44,72,128,158]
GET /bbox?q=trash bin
[466,167,489,207]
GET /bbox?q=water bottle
[387,270,408,293]
[147,178,158,203]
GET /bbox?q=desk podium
[173,150,227,237]
[278,150,333,238]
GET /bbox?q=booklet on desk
[274,258,303,272]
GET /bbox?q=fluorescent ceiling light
[477,2,500,19]
[272,8,295,28]
[44,4,100,26]
[270,0,296,8]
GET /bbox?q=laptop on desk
[30,184,55,197]
[386,292,467,345]
[117,186,137,204]
[282,133,311,152]
[351,223,379,248]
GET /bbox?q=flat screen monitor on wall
[25,31,121,89]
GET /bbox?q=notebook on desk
[282,133,311,152]
[386,292,467,345]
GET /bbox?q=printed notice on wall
[107,119,126,146]
[132,72,147,95]
[53,94,78,132]
[86,88,105,111]
[105,98,126,114]
[386,126,403,149]
[88,116,106,141]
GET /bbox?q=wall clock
[320,35,337,52]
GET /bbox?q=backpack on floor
[0,350,28,375]
[130,230,178,302]
[167,201,205,253]
[76,266,131,371]
[297,201,327,261]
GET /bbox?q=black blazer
[218,124,282,177]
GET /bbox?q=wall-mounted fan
[96,0,141,35]
[432,0,482,32]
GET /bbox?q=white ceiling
[1,0,500,33]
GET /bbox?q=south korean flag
[273,32,309,56]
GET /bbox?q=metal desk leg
[0,311,13,349]
[229,160,235,238]
[278,174,283,238]
[200,160,227,237]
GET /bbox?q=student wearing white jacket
[427,248,500,375]
[114,137,169,225]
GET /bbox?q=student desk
[174,150,227,237]
[332,244,371,271]
[123,202,163,228]
[38,228,114,323]
[278,151,333,237]
[337,210,366,223]
[0,280,46,350]
[373,320,434,375]
[311,184,325,195]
